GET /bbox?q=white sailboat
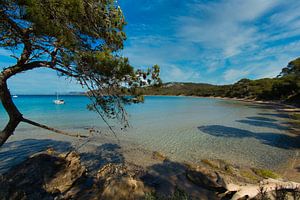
[53,92,65,105]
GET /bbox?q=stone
[223,178,300,200]
[101,176,146,200]
[152,151,167,161]
[0,151,86,200]
[186,165,226,191]
[45,151,86,193]
[96,163,150,200]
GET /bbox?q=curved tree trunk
[0,74,23,146]
[0,71,87,147]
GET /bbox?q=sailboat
[53,92,65,105]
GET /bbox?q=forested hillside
[137,58,300,106]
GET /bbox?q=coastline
[145,94,299,108]
[144,95,300,117]
[1,133,300,199]
[1,95,300,197]
[1,96,300,199]
[3,95,299,170]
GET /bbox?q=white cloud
[223,69,250,82]
[176,0,278,58]
[163,65,201,82]
[3,0,299,93]
[123,0,300,85]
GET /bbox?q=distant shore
[144,94,300,109]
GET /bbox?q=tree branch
[48,65,79,78]
[21,118,88,138]
[0,11,25,37]
[2,61,47,79]
[2,61,78,80]
[17,33,32,65]
[0,11,32,65]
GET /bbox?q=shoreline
[145,94,300,181]
[1,95,299,184]
[1,125,299,183]
[144,94,300,108]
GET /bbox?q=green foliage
[138,57,300,106]
[279,57,300,77]
[292,114,300,120]
[0,0,161,127]
[144,187,191,200]
[252,168,280,179]
[240,170,259,181]
[1,0,126,50]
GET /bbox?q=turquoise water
[0,96,299,171]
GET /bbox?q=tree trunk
[0,74,23,146]
[0,65,86,147]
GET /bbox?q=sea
[0,95,299,173]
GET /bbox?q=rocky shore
[1,149,299,200]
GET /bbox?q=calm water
[0,95,299,172]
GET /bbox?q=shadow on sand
[79,143,125,173]
[198,125,300,149]
[141,159,220,200]
[0,139,74,173]
[258,113,291,119]
[0,138,223,199]
[236,119,291,131]
[246,116,277,122]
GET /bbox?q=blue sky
[1,0,300,94]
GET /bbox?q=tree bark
[0,74,23,146]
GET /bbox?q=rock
[152,151,167,161]
[201,159,220,169]
[96,163,150,200]
[46,147,55,155]
[186,165,226,191]
[45,151,86,193]
[225,178,300,200]
[101,176,146,200]
[0,151,86,200]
